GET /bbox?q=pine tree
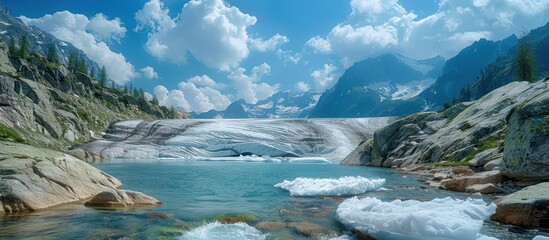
[76,57,87,74]
[47,44,59,64]
[99,65,107,92]
[516,37,535,82]
[8,38,16,56]
[18,35,29,59]
[68,51,79,69]
[152,95,159,105]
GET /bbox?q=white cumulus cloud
[295,81,311,92]
[153,76,231,113]
[19,11,137,85]
[188,75,227,90]
[178,81,231,113]
[228,63,279,104]
[305,36,332,54]
[136,0,262,71]
[140,66,159,79]
[87,13,126,42]
[311,64,339,92]
[154,85,190,110]
[311,0,549,67]
[250,33,289,52]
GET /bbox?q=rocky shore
[342,78,549,235]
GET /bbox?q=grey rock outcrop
[491,182,549,228]
[502,89,549,180]
[440,170,503,192]
[0,142,122,214]
[85,189,161,208]
[343,80,549,172]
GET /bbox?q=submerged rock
[491,182,549,228]
[0,142,121,214]
[85,189,161,208]
[254,221,287,231]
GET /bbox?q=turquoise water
[0,161,544,239]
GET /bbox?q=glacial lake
[0,160,543,239]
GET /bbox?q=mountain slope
[0,5,100,75]
[420,35,518,106]
[0,6,189,151]
[309,54,445,118]
[468,22,549,99]
[194,91,320,119]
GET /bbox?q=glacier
[275,176,385,197]
[79,118,392,162]
[336,197,497,240]
[179,222,267,240]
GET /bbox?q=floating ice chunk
[336,197,497,240]
[179,222,267,240]
[275,176,385,197]
[533,236,549,240]
[476,234,499,240]
[330,234,360,240]
[288,157,331,164]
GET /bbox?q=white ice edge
[336,197,497,240]
[275,176,385,197]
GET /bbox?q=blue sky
[4,0,549,113]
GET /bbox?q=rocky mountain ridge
[194,91,320,119]
[308,54,445,118]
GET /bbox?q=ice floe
[275,176,385,197]
[336,197,497,240]
[179,222,267,240]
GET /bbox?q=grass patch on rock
[0,123,26,144]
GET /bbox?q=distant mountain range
[197,21,549,119]
[308,54,445,118]
[193,91,320,119]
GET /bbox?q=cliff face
[343,78,549,181]
[0,40,188,151]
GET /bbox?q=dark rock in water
[508,226,529,234]
[255,221,287,231]
[215,213,259,224]
[287,222,336,238]
[491,182,549,228]
[85,189,161,208]
[145,212,173,219]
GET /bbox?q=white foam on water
[336,197,497,240]
[179,222,267,240]
[274,176,385,197]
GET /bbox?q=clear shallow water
[0,161,545,239]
